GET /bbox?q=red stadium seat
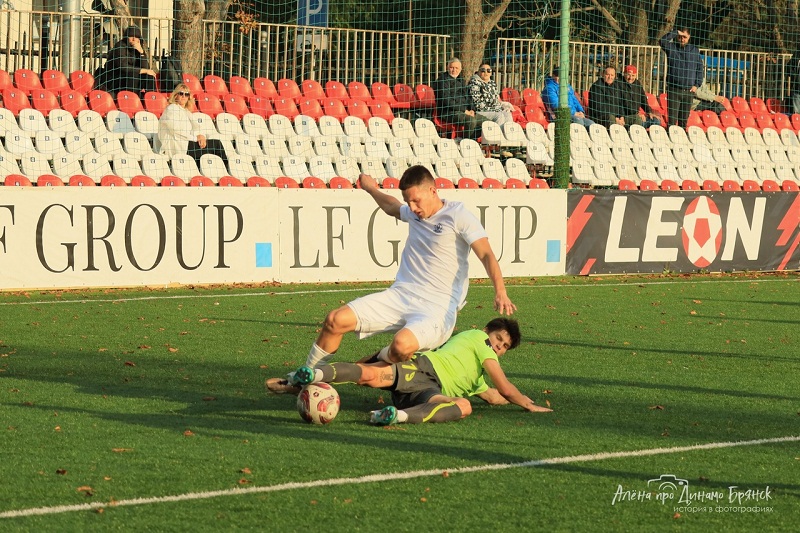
[525,106,549,126]
[639,179,659,191]
[61,90,89,117]
[88,89,117,116]
[329,177,353,189]
[0,69,12,91]
[702,180,722,191]
[161,176,187,186]
[41,70,71,95]
[681,179,701,191]
[14,68,43,95]
[413,84,435,109]
[658,93,668,120]
[321,97,348,122]
[203,75,229,98]
[273,97,300,119]
[117,90,145,118]
[741,179,761,191]
[720,110,740,131]
[722,180,742,191]
[69,175,96,186]
[781,180,799,191]
[529,178,550,189]
[253,78,278,99]
[701,110,723,130]
[143,91,168,118]
[302,176,326,189]
[274,176,300,188]
[277,78,302,101]
[749,97,768,115]
[505,178,527,189]
[618,179,638,190]
[736,112,757,131]
[222,94,249,119]
[101,175,128,187]
[247,176,271,187]
[69,70,94,96]
[229,76,255,99]
[773,113,792,132]
[792,113,800,133]
[1,88,31,115]
[766,98,785,115]
[298,98,324,121]
[37,174,65,186]
[131,175,158,187]
[371,82,408,110]
[523,88,545,110]
[301,79,325,100]
[761,179,780,192]
[756,113,776,131]
[346,99,372,122]
[660,179,680,191]
[30,89,59,116]
[434,177,456,189]
[248,96,275,118]
[181,73,203,96]
[197,93,224,118]
[457,177,480,189]
[347,81,373,103]
[500,87,523,107]
[732,96,751,116]
[481,178,504,189]
[392,83,415,109]
[189,176,215,187]
[369,101,395,124]
[645,92,663,115]
[4,174,33,186]
[381,177,400,189]
[218,176,244,187]
[686,110,704,129]
[324,80,348,100]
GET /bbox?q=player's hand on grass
[494,293,517,315]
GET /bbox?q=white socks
[305,343,333,368]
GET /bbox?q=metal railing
[0,9,791,102]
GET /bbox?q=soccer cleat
[369,406,398,426]
[265,377,301,395]
[294,366,314,385]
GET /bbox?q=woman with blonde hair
[157,83,227,164]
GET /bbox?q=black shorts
[390,355,443,409]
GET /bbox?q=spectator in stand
[587,66,623,128]
[102,26,157,96]
[659,28,704,128]
[432,58,490,140]
[541,67,594,128]
[618,65,661,128]
[790,50,800,114]
[691,80,726,114]
[468,63,515,125]
[157,83,228,166]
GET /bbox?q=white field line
[0,276,796,307]
[1,435,796,519]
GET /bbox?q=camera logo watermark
[611,474,773,513]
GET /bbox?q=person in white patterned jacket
[467,63,515,125]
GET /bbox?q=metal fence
[0,8,791,101]
[495,38,791,101]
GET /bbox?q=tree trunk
[174,0,206,76]
[110,0,131,29]
[459,0,513,77]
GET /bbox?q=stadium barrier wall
[0,188,567,290]
[566,191,800,275]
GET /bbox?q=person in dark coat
[587,66,623,128]
[432,58,489,140]
[104,26,157,95]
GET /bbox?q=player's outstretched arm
[483,359,551,413]
[470,238,517,315]
[477,388,510,405]
[358,173,402,218]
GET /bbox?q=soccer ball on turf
[297,383,340,425]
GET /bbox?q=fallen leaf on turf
[98,348,107,352]
[673,513,681,519]
[689,310,697,315]
[543,389,552,394]
[377,396,385,404]
[56,469,67,475]
[168,347,178,353]
[442,471,449,478]
[95,508,104,514]
[240,468,252,474]
[419,497,427,502]
[545,400,551,408]
[184,430,195,437]
[238,478,251,485]
[54,426,61,432]
[124,361,136,367]
[76,486,93,495]
[343,499,352,504]
[138,345,150,350]
[112,448,133,453]
[202,396,216,401]
[649,405,665,410]
[310,500,318,505]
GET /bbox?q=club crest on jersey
[433,223,444,234]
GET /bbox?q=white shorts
[347,285,457,351]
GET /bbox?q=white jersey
[393,199,488,310]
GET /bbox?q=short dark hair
[485,317,521,350]
[399,165,435,190]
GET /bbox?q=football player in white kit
[268,165,515,392]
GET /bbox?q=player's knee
[389,332,419,361]
[455,398,472,418]
[322,306,356,335]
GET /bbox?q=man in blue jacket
[660,28,705,128]
[541,67,594,128]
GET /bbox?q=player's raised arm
[482,359,551,413]
[358,173,403,219]
[470,237,517,315]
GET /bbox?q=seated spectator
[157,84,228,165]
[100,26,157,96]
[541,67,594,128]
[692,80,726,114]
[618,65,661,128]
[432,58,490,140]
[588,66,623,128]
[468,64,514,125]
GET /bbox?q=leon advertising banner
[566,191,800,275]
